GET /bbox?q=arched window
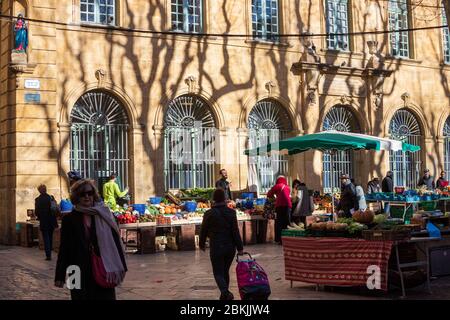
[164,95,216,190]
[247,99,292,193]
[389,109,422,189]
[443,117,450,173]
[322,106,360,193]
[70,91,129,190]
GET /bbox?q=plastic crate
[419,201,437,211]
[390,205,414,221]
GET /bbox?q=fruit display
[116,211,138,224]
[352,209,375,224]
[138,214,155,223]
[178,188,215,200]
[373,213,388,224]
[312,194,339,213]
[287,222,305,230]
[310,222,347,231]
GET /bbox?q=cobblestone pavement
[0,244,449,300]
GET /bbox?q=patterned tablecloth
[282,237,394,291]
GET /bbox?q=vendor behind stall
[103,174,128,208]
[337,174,357,218]
[367,177,381,194]
[418,168,435,190]
[215,169,232,201]
[436,171,448,190]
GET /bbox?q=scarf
[75,203,127,286]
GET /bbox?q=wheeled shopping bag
[236,252,271,300]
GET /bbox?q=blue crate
[149,197,162,205]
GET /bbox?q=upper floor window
[251,0,279,42]
[443,6,450,64]
[388,0,410,58]
[171,0,203,33]
[80,0,116,25]
[325,0,350,51]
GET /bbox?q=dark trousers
[41,229,54,258]
[210,247,235,295]
[275,206,291,244]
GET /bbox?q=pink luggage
[236,252,271,300]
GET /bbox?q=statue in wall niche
[13,13,28,53]
[301,32,322,105]
[366,40,383,69]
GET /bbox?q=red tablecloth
[282,237,394,291]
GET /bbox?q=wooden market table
[282,235,442,297]
[118,215,273,254]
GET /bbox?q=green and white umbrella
[244,130,420,156]
[244,130,420,219]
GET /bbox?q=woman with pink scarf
[267,176,292,245]
[54,179,127,300]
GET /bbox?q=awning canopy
[244,130,421,156]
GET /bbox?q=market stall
[280,208,450,297]
[243,131,450,296]
[244,130,421,219]
[111,190,274,253]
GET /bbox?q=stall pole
[330,150,336,222]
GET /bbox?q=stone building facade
[0,0,449,243]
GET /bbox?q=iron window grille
[389,109,422,189]
[322,106,360,193]
[171,0,203,33]
[80,0,116,25]
[70,91,129,190]
[325,0,350,51]
[251,0,280,42]
[443,6,450,64]
[247,99,292,193]
[164,95,216,190]
[388,0,410,58]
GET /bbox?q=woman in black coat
[199,188,244,300]
[54,179,127,300]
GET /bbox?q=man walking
[215,169,232,201]
[35,185,58,260]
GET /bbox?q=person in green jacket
[103,174,128,209]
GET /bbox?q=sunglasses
[80,190,95,198]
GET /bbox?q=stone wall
[0,0,449,243]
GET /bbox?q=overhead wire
[0,10,448,40]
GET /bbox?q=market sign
[24,79,40,89]
[24,93,41,103]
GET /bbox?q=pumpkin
[352,210,374,224]
[164,207,172,214]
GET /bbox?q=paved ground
[0,244,449,300]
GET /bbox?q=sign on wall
[24,93,41,103]
[24,79,40,90]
